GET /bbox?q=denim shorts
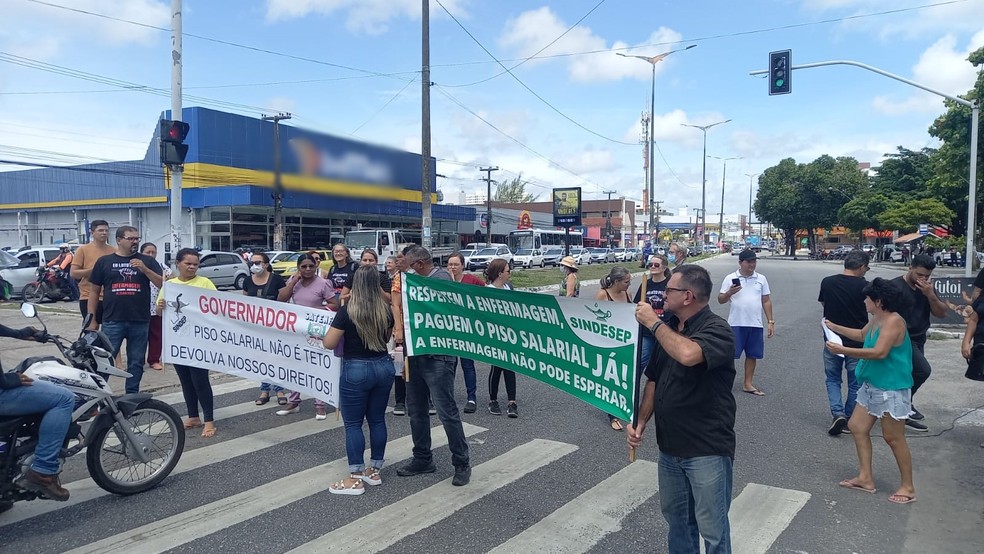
[856,382,911,420]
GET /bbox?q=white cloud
[0,0,169,57]
[498,7,685,83]
[872,29,984,115]
[801,0,984,38]
[264,96,298,114]
[265,0,467,35]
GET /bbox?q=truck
[343,229,456,271]
[746,235,762,252]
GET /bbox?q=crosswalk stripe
[487,459,659,553]
[60,422,488,554]
[154,378,256,405]
[729,483,811,554]
[287,438,580,554]
[0,408,358,526]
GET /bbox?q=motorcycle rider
[0,323,75,506]
[46,243,79,301]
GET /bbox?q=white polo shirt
[720,270,771,328]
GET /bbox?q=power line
[434,0,634,147]
[350,77,417,135]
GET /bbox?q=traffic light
[159,119,190,166]
[769,50,791,95]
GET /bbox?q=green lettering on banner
[402,273,638,421]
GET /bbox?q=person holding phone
[718,250,774,396]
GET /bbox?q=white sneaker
[276,403,300,416]
[315,406,328,420]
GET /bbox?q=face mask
[250,264,264,274]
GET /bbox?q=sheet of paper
[822,318,844,358]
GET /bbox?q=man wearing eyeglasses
[629,264,736,554]
[87,225,163,394]
[396,245,471,487]
[718,250,774,397]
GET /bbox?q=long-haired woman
[594,266,633,431]
[157,248,218,438]
[634,254,671,370]
[484,259,519,418]
[328,243,359,305]
[323,265,395,495]
[359,248,393,303]
[277,253,338,419]
[244,251,288,405]
[825,277,916,505]
[142,242,171,371]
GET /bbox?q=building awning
[894,232,924,244]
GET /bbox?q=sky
[1,0,982,219]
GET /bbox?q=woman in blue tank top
[824,277,916,505]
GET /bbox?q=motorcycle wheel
[86,399,185,495]
[21,283,46,303]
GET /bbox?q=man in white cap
[718,250,774,396]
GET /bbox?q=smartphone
[731,278,741,286]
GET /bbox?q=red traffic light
[160,119,190,143]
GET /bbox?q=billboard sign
[553,187,582,227]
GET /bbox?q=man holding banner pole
[396,246,471,486]
[628,264,737,554]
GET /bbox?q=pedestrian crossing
[0,378,816,553]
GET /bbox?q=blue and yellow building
[0,107,474,253]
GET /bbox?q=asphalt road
[1,254,982,553]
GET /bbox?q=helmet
[59,243,69,249]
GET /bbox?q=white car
[612,248,629,262]
[588,248,615,264]
[570,247,592,265]
[0,246,62,298]
[466,246,513,271]
[512,248,544,269]
[458,248,477,267]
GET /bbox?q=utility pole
[261,112,292,250]
[168,0,184,257]
[710,156,740,246]
[653,200,663,244]
[744,172,759,240]
[604,190,617,248]
[420,0,433,250]
[480,166,498,246]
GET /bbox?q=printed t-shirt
[89,253,163,322]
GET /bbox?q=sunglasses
[650,263,663,268]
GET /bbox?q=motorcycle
[0,303,185,509]
[21,266,73,303]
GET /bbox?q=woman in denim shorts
[825,277,917,505]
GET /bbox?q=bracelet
[650,320,663,336]
[768,320,775,324]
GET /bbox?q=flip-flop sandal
[277,392,288,406]
[743,388,766,396]
[149,363,164,371]
[201,425,216,438]
[888,494,916,505]
[839,479,876,494]
[255,394,271,406]
[183,420,202,430]
[610,419,624,432]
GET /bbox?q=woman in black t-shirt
[323,265,395,496]
[634,254,671,370]
[328,243,359,305]
[243,252,288,406]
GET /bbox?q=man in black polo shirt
[892,253,947,432]
[629,264,736,554]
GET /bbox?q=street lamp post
[682,119,731,246]
[617,45,696,234]
[709,155,740,245]
[744,172,759,240]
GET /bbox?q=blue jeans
[0,380,75,475]
[259,382,284,393]
[101,320,150,394]
[407,355,469,468]
[658,452,733,554]
[823,347,859,418]
[339,356,394,473]
[640,333,655,372]
[458,357,477,402]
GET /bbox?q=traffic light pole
[750,59,979,276]
[262,113,292,251]
[168,0,184,258]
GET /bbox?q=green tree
[838,192,900,233]
[926,45,984,237]
[869,146,936,197]
[877,199,955,233]
[754,158,802,255]
[493,173,540,203]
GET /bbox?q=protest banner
[933,277,976,325]
[162,282,340,406]
[402,273,638,421]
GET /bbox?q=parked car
[611,248,628,262]
[195,250,251,289]
[512,248,544,269]
[466,246,513,271]
[458,248,477,267]
[861,244,876,254]
[0,246,62,298]
[704,244,720,254]
[541,247,565,267]
[272,250,333,277]
[570,247,592,265]
[588,247,615,264]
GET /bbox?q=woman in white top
[484,259,519,418]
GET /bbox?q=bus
[508,229,583,252]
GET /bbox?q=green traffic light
[775,79,784,87]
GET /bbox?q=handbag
[965,344,984,381]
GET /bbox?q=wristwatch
[768,320,775,324]
[650,320,663,335]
